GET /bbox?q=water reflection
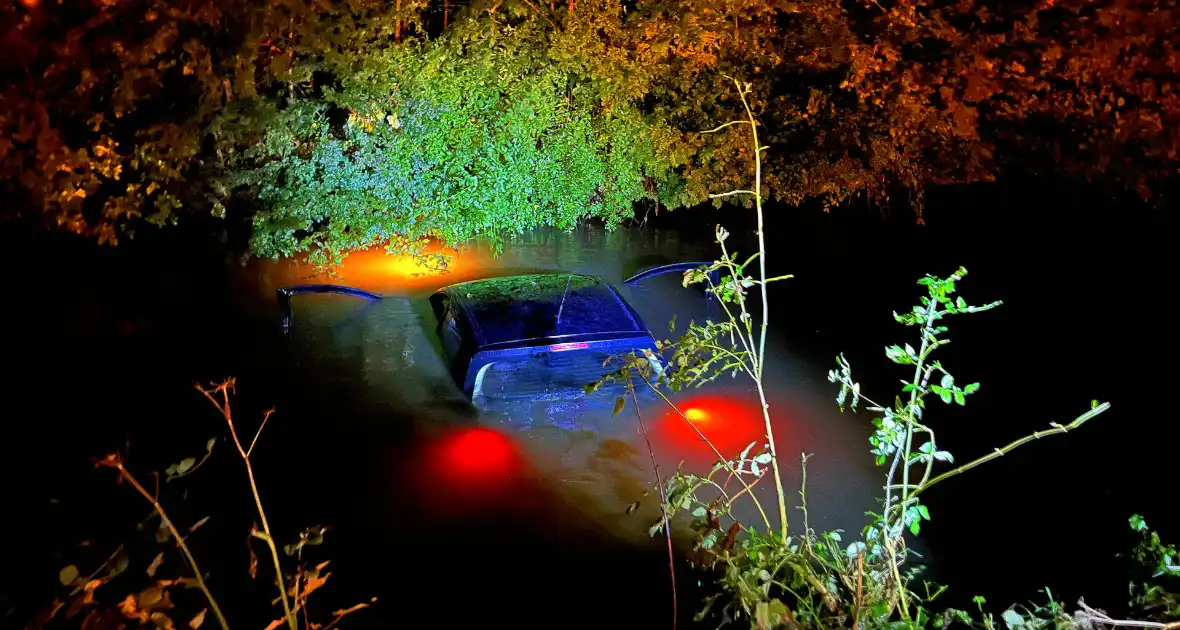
[253,224,879,550]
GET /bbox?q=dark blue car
[429,273,664,405]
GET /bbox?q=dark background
[1,176,1173,627]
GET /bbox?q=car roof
[441,273,649,348]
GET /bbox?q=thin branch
[197,380,297,630]
[97,457,229,630]
[758,274,794,284]
[708,189,759,200]
[625,374,677,630]
[248,408,275,458]
[730,73,791,542]
[913,403,1111,497]
[69,544,126,597]
[1076,599,1180,630]
[320,601,376,630]
[701,120,752,134]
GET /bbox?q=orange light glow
[253,240,491,297]
[683,407,711,423]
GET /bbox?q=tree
[2,0,1176,258]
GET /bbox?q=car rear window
[454,275,643,346]
[473,343,654,400]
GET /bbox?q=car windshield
[453,274,643,346]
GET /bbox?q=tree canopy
[2,0,1176,261]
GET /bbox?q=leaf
[940,389,953,404]
[739,441,756,462]
[59,565,80,586]
[909,520,921,535]
[189,609,207,629]
[613,397,625,416]
[66,580,103,619]
[146,553,165,578]
[917,505,930,520]
[953,391,966,405]
[1129,514,1147,532]
[963,382,980,394]
[330,600,375,617]
[206,437,216,452]
[247,541,259,579]
[189,516,210,534]
[940,374,954,388]
[691,506,707,518]
[298,571,331,599]
[753,453,772,464]
[1002,609,1025,629]
[137,586,164,609]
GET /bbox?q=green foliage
[219,16,680,264]
[591,91,1180,630]
[7,0,1180,250]
[1128,515,1180,619]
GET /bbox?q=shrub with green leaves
[596,81,1180,630]
[218,18,683,265]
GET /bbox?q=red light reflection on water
[653,394,767,456]
[441,427,519,480]
[418,427,531,514]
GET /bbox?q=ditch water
[3,183,1174,628]
[245,223,884,627]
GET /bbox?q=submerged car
[278,266,713,411]
[430,273,663,405]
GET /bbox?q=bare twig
[96,456,229,630]
[1076,599,1180,630]
[912,403,1111,497]
[708,189,759,200]
[626,374,677,630]
[197,379,297,630]
[248,408,274,458]
[701,119,752,134]
[320,599,377,630]
[728,74,791,543]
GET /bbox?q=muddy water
[251,224,881,554]
[2,222,882,629]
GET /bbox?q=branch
[758,274,794,284]
[97,457,229,630]
[625,375,677,630]
[1076,598,1180,630]
[708,189,759,200]
[248,408,274,458]
[701,120,752,134]
[196,380,297,630]
[913,403,1111,497]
